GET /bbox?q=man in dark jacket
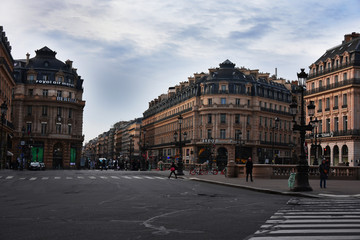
[319,159,329,188]
[246,157,253,182]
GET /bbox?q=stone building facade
[0,26,16,169]
[12,46,85,169]
[142,60,296,168]
[306,32,360,166]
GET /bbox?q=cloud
[1,0,360,142]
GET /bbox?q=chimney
[66,59,73,68]
[26,53,30,65]
[344,32,360,43]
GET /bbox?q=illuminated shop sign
[35,80,75,88]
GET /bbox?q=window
[56,123,61,134]
[265,132,267,142]
[311,82,315,89]
[207,114,212,124]
[220,129,226,139]
[43,89,48,96]
[42,75,48,80]
[42,106,48,116]
[235,130,242,140]
[325,98,330,110]
[247,115,251,125]
[326,118,330,132]
[326,78,330,86]
[221,85,226,92]
[27,106,32,116]
[334,117,339,132]
[57,90,62,97]
[235,114,240,124]
[319,120,323,133]
[68,108,72,119]
[68,124,72,134]
[221,98,226,104]
[319,80,323,88]
[57,76,63,82]
[207,129,212,139]
[41,123,47,135]
[335,75,339,84]
[28,75,35,81]
[343,116,348,131]
[28,89,33,96]
[220,113,226,124]
[69,92,72,99]
[343,73,347,80]
[235,99,240,105]
[26,122,32,134]
[57,107,62,116]
[343,94,347,107]
[318,99,322,112]
[208,98,212,105]
[334,96,338,109]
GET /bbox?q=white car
[29,162,45,170]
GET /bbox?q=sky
[1,0,360,143]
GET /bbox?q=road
[0,170,290,240]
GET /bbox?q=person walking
[246,157,253,182]
[168,162,177,179]
[319,159,329,188]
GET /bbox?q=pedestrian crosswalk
[0,175,168,181]
[248,198,360,240]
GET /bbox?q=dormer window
[44,61,49,67]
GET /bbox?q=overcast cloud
[1,0,359,142]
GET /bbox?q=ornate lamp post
[173,115,187,175]
[289,68,313,192]
[0,102,8,170]
[236,131,242,163]
[307,101,320,165]
[272,117,279,164]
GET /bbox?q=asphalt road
[0,170,291,240]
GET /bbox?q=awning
[7,151,13,156]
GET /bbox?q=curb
[188,177,322,198]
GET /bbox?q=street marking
[155,177,166,180]
[132,176,143,179]
[41,177,49,180]
[100,176,108,179]
[66,177,73,180]
[77,176,84,179]
[144,176,155,179]
[122,176,132,179]
[54,177,61,180]
[111,176,120,179]
[89,176,96,179]
[5,176,14,179]
[29,177,37,181]
[19,177,26,180]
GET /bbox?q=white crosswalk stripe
[0,175,168,181]
[248,198,360,240]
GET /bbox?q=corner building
[306,32,360,166]
[142,60,295,168]
[12,47,85,169]
[0,26,16,169]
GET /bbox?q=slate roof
[26,46,70,71]
[314,36,360,64]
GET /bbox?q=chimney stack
[344,32,360,43]
[26,53,30,65]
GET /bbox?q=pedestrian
[168,162,177,179]
[246,157,253,182]
[319,159,329,188]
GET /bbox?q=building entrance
[53,143,63,169]
[216,147,228,170]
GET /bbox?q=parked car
[29,162,45,170]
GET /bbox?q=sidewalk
[178,172,360,198]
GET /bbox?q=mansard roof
[314,34,360,64]
[26,46,70,71]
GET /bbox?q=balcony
[306,78,360,95]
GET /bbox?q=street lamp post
[289,68,313,192]
[307,101,320,165]
[0,102,8,170]
[236,131,242,163]
[272,117,279,164]
[174,115,187,175]
[141,129,147,171]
